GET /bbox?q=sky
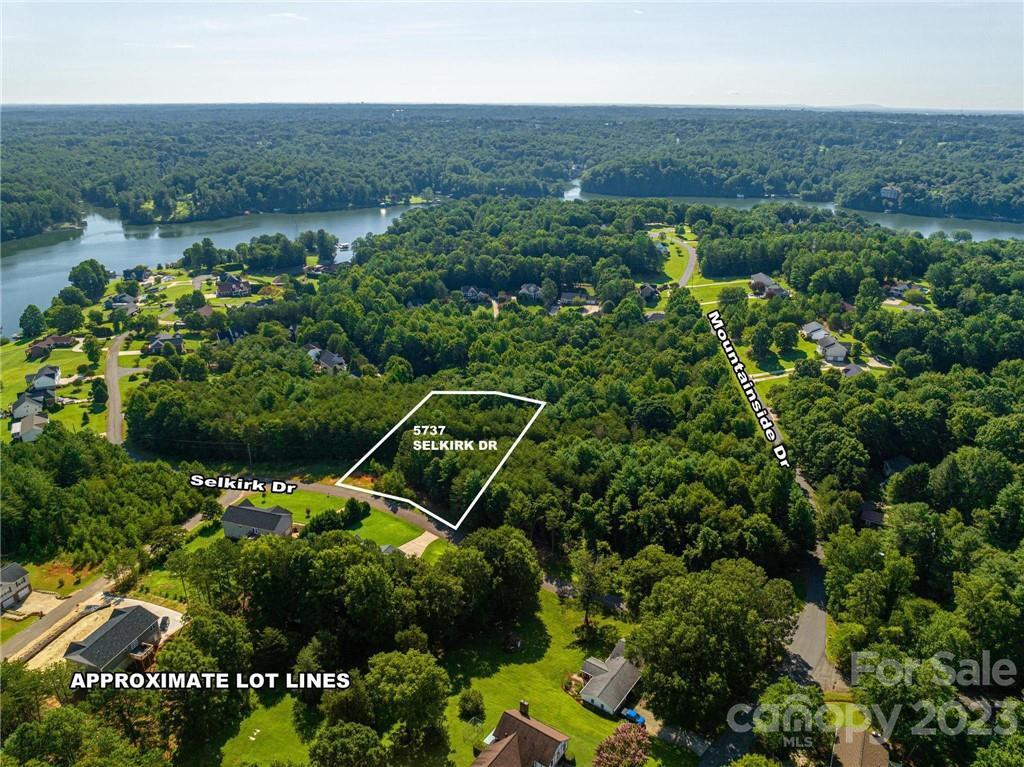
[2,1,1022,112]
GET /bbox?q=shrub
[458,688,485,721]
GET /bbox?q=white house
[580,639,642,714]
[1,563,32,610]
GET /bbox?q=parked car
[159,615,170,631]
[622,708,646,726]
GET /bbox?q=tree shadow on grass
[570,620,621,659]
[443,610,552,694]
[285,692,323,743]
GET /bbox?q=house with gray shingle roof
[1,563,31,609]
[64,605,161,671]
[221,500,292,540]
[579,638,641,715]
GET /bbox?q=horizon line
[2,100,1021,117]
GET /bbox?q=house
[11,392,45,420]
[887,282,911,299]
[558,291,597,307]
[304,343,323,363]
[518,283,543,303]
[122,266,152,281]
[841,364,866,378]
[145,333,185,355]
[800,321,827,341]
[12,413,49,443]
[104,293,137,310]
[461,286,491,304]
[473,702,569,767]
[317,349,348,375]
[860,506,886,527]
[645,312,665,322]
[750,273,789,299]
[831,727,891,767]
[217,273,252,298]
[816,335,849,363]
[221,501,293,540]
[25,365,61,392]
[880,185,901,202]
[882,455,913,478]
[64,605,162,672]
[195,304,214,319]
[580,638,642,715]
[1,563,32,610]
[638,283,659,304]
[26,334,75,360]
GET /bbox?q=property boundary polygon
[336,390,546,530]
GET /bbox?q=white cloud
[123,42,195,49]
[268,12,308,22]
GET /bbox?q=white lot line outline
[336,390,547,530]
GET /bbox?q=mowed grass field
[1,615,39,644]
[443,590,696,767]
[22,559,101,595]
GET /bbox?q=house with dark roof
[217,273,252,298]
[144,333,185,355]
[195,304,215,319]
[841,363,866,378]
[472,702,569,767]
[580,638,642,715]
[12,392,45,420]
[1,563,32,610]
[26,334,76,360]
[64,605,161,671]
[25,365,60,393]
[750,273,789,299]
[638,283,659,304]
[317,349,348,375]
[221,501,293,540]
[816,335,849,363]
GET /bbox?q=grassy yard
[245,489,423,546]
[22,559,100,595]
[685,281,748,304]
[177,692,312,767]
[0,342,98,409]
[737,337,819,376]
[421,538,451,564]
[133,523,221,608]
[443,590,696,767]
[1,615,40,644]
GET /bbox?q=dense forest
[4,193,1024,766]
[3,104,1022,241]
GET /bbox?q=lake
[4,188,1023,334]
[564,181,1024,241]
[0,205,410,333]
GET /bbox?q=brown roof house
[472,702,569,767]
[831,727,892,767]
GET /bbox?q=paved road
[1,575,110,659]
[784,547,844,691]
[104,333,129,444]
[678,240,698,286]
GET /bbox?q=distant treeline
[3,104,1022,240]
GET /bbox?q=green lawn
[1,615,39,644]
[246,489,422,546]
[444,590,695,767]
[737,337,818,375]
[0,342,98,409]
[48,400,107,435]
[133,523,221,608]
[348,511,422,547]
[178,692,312,767]
[685,281,749,304]
[422,538,452,564]
[21,559,100,595]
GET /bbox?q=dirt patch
[17,590,63,616]
[27,607,112,670]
